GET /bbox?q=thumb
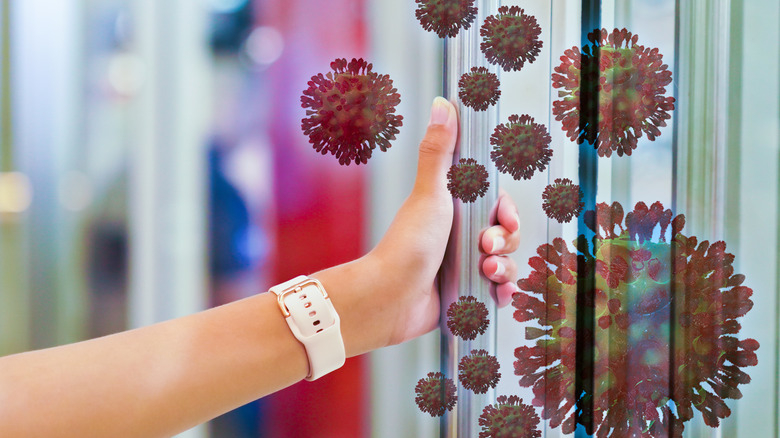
[414,97,458,195]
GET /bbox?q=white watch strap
[269,276,346,381]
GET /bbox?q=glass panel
[495,1,780,437]
[367,1,778,436]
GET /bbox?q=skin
[0,97,521,438]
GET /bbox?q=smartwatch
[269,275,346,381]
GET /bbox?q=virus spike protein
[490,114,552,180]
[415,0,478,38]
[458,349,501,394]
[301,58,403,165]
[542,178,585,223]
[415,371,458,417]
[446,295,490,340]
[512,201,759,437]
[480,6,543,72]
[478,395,542,438]
[447,158,490,203]
[551,28,676,157]
[458,66,501,111]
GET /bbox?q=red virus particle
[542,178,584,223]
[300,58,403,165]
[415,371,458,417]
[446,296,490,340]
[447,158,490,203]
[415,0,477,38]
[512,201,759,437]
[551,28,676,157]
[480,6,543,72]
[478,395,542,438]
[458,67,501,111]
[490,114,552,180]
[458,349,501,394]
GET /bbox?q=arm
[0,97,521,438]
[0,258,386,438]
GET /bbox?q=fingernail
[429,96,452,126]
[491,236,506,253]
[514,212,521,229]
[493,260,506,277]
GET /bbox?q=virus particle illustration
[490,114,552,180]
[542,178,584,223]
[447,158,490,203]
[458,349,501,394]
[300,58,403,165]
[414,0,478,38]
[513,201,759,437]
[478,395,542,438]
[551,28,676,157]
[480,6,543,72]
[415,371,458,417]
[458,67,501,111]
[447,296,490,340]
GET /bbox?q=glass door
[489,1,779,437]
[369,1,780,437]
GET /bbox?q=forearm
[0,257,388,438]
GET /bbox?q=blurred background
[0,0,777,437]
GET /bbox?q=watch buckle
[274,278,328,318]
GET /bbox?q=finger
[486,189,516,228]
[480,221,521,255]
[495,192,521,233]
[481,255,518,285]
[493,282,518,308]
[481,192,521,254]
[413,97,458,196]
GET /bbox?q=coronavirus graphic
[480,6,543,72]
[542,178,584,223]
[447,158,490,203]
[458,349,501,394]
[447,296,490,340]
[551,28,676,157]
[459,67,501,111]
[512,201,759,437]
[300,58,403,165]
[415,0,478,38]
[490,114,552,180]
[478,395,542,438]
[415,371,458,417]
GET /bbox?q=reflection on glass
[513,201,759,436]
[552,28,675,158]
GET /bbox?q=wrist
[310,255,396,357]
[269,276,345,380]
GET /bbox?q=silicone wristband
[269,276,346,381]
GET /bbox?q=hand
[338,97,521,350]
[480,188,522,308]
